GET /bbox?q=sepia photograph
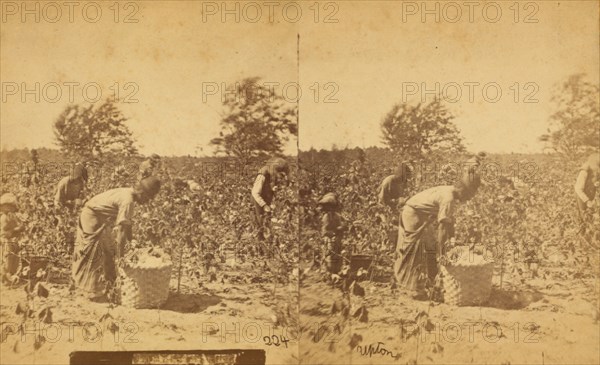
[297,2,599,364]
[1,2,299,364]
[1,1,599,364]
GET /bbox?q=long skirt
[71,207,116,298]
[393,206,437,292]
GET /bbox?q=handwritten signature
[356,342,400,359]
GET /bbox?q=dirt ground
[1,254,599,365]
[297,261,600,365]
[0,258,300,365]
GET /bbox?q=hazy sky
[1,1,598,155]
[1,1,298,156]
[299,1,599,153]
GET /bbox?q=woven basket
[119,248,172,309]
[440,249,494,306]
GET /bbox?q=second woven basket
[119,248,172,309]
[440,249,494,306]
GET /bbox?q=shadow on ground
[162,292,221,313]
[484,288,543,310]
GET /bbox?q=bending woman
[72,176,160,300]
[394,172,480,296]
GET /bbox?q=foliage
[1,153,299,296]
[53,99,138,160]
[540,74,600,157]
[299,148,598,288]
[380,99,465,161]
[210,77,298,165]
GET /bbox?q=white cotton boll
[270,314,278,325]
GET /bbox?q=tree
[53,99,137,159]
[210,77,297,165]
[539,74,600,157]
[380,98,465,160]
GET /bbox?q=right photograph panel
[298,1,600,364]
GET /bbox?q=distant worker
[378,162,412,210]
[251,157,289,241]
[318,193,344,274]
[1,193,24,284]
[464,151,487,171]
[574,152,600,228]
[55,164,88,209]
[24,149,40,186]
[349,148,369,184]
[138,154,161,181]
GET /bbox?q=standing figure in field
[574,152,600,232]
[465,151,487,169]
[72,177,160,300]
[251,157,289,241]
[378,162,412,210]
[24,149,40,187]
[379,163,412,252]
[318,193,344,274]
[54,164,88,210]
[1,193,24,284]
[138,154,162,181]
[393,171,481,297]
[349,148,370,184]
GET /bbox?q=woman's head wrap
[318,192,338,205]
[454,170,481,200]
[318,192,339,209]
[137,176,161,197]
[259,157,289,181]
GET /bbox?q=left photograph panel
[0,2,299,364]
